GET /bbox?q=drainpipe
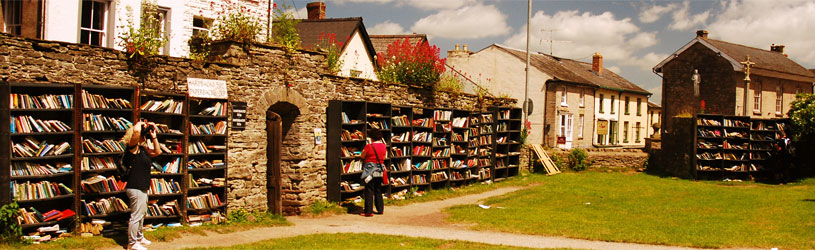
[267,0,272,42]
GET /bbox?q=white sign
[188,78,228,99]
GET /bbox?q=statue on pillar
[692,69,701,97]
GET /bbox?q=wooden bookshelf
[387,105,412,197]
[185,97,228,222]
[477,112,494,181]
[430,108,452,187]
[2,82,78,234]
[410,107,433,191]
[449,109,472,185]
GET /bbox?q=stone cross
[691,69,701,96]
[740,55,755,81]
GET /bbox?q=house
[369,34,427,56]
[292,2,378,81]
[647,101,661,138]
[0,0,273,58]
[653,30,815,135]
[447,44,651,149]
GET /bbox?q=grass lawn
[446,172,815,249]
[184,233,576,250]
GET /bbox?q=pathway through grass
[446,172,815,249]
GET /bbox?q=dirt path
[109,186,760,250]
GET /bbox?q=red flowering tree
[376,38,446,87]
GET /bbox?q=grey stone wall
[0,34,519,215]
[551,148,648,170]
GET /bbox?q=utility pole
[524,0,530,128]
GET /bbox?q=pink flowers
[376,38,446,86]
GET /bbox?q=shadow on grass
[802,199,815,202]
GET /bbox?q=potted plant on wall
[118,0,167,74]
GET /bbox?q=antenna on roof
[540,28,571,56]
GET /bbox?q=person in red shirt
[360,128,386,216]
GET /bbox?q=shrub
[188,31,212,61]
[118,0,167,59]
[550,152,565,170]
[210,1,263,44]
[0,202,20,242]
[568,148,589,171]
[302,199,344,216]
[272,4,300,53]
[434,73,462,92]
[375,38,446,87]
[316,33,343,74]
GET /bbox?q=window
[560,87,567,106]
[636,98,642,116]
[776,86,783,114]
[2,0,22,35]
[558,114,573,140]
[623,121,629,143]
[559,115,566,137]
[753,83,762,113]
[143,6,170,55]
[579,88,585,107]
[635,122,641,143]
[192,16,212,37]
[599,94,604,113]
[80,0,107,46]
[624,96,630,115]
[609,121,618,145]
[610,95,616,114]
[578,114,584,138]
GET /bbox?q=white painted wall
[337,30,378,81]
[593,88,618,146]
[43,1,81,43]
[617,93,649,148]
[446,45,550,145]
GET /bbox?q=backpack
[116,150,132,180]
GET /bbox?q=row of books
[412,145,431,156]
[11,162,72,177]
[341,112,361,124]
[697,152,722,160]
[83,138,124,153]
[147,178,182,195]
[698,129,722,137]
[81,156,117,170]
[187,159,225,169]
[81,196,129,216]
[697,118,722,126]
[751,133,776,141]
[435,122,452,132]
[430,171,448,182]
[391,115,409,127]
[412,175,427,184]
[479,135,493,145]
[391,131,410,143]
[154,123,183,134]
[412,132,432,142]
[147,200,179,217]
[496,137,507,143]
[468,127,480,137]
[148,139,182,154]
[17,207,75,224]
[197,102,227,116]
[450,171,470,181]
[480,125,493,134]
[367,121,389,130]
[433,110,452,121]
[188,211,227,225]
[342,159,362,174]
[341,129,364,141]
[724,130,748,138]
[698,140,720,149]
[432,148,450,158]
[452,117,468,128]
[412,118,432,127]
[81,90,132,109]
[140,99,184,114]
[188,141,212,154]
[723,119,749,127]
[11,115,71,133]
[81,175,126,193]
[452,132,465,142]
[432,137,448,147]
[469,116,480,125]
[390,158,411,171]
[478,146,493,157]
[723,152,748,161]
[469,139,479,148]
[152,157,182,174]
[390,177,408,186]
[186,192,223,210]
[454,145,467,155]
[83,114,132,131]
[431,159,448,169]
[481,114,494,123]
[722,141,749,150]
[479,168,491,179]
[339,181,361,192]
[190,121,227,135]
[413,160,431,170]
[193,177,225,187]
[340,146,361,157]
[11,180,73,201]
[498,110,511,120]
[390,146,408,157]
[12,138,71,158]
[11,93,73,109]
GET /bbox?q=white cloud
[607,66,622,75]
[284,6,308,20]
[639,3,678,23]
[621,52,670,72]
[668,1,709,31]
[397,0,477,10]
[334,0,392,4]
[707,0,815,67]
[411,4,511,39]
[368,21,407,35]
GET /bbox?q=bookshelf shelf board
[697,159,722,161]
[697,136,722,139]
[366,116,391,119]
[189,115,228,119]
[451,153,467,157]
[389,155,410,159]
[11,131,74,136]
[412,183,430,186]
[139,111,185,116]
[340,187,365,194]
[82,152,123,156]
[341,123,365,127]
[697,147,720,150]
[187,166,227,172]
[81,190,126,196]
[341,171,363,176]
[148,193,183,197]
[158,153,185,157]
[187,204,227,213]
[392,125,411,129]
[752,149,772,152]
[157,133,184,137]
[450,178,465,182]
[751,139,775,142]
[11,154,74,161]
[722,149,750,151]
[431,168,449,171]
[145,215,181,220]
[20,219,61,229]
[389,170,411,175]
[390,184,410,188]
[725,137,749,140]
[79,168,116,174]
[10,108,73,113]
[84,210,131,218]
[188,186,226,192]
[430,179,447,183]
[750,130,776,132]
[413,126,433,130]
[81,130,128,134]
[15,194,75,203]
[188,152,226,157]
[10,171,74,180]
[151,173,185,177]
[723,126,750,129]
[412,141,432,144]
[341,139,366,143]
[411,155,431,158]
[82,108,132,113]
[189,134,227,138]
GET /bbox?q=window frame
[79,0,109,46]
[579,88,585,107]
[599,94,604,113]
[753,82,762,114]
[624,96,630,115]
[2,0,22,35]
[623,121,629,143]
[635,122,641,143]
[560,86,568,107]
[192,16,213,37]
[610,95,616,114]
[636,98,642,116]
[775,85,783,115]
[578,114,584,139]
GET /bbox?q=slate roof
[494,44,650,95]
[647,101,661,108]
[654,36,815,82]
[369,34,427,55]
[291,17,376,63]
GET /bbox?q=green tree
[788,93,815,142]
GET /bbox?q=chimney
[592,52,603,75]
[463,44,468,52]
[306,2,325,20]
[770,44,786,54]
[447,43,471,58]
[696,30,709,38]
[455,44,460,51]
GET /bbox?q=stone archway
[255,87,311,214]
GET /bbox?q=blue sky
[283,0,815,103]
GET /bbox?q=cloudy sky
[284,0,815,103]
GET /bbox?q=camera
[141,123,155,138]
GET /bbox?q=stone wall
[550,148,648,170]
[0,34,518,215]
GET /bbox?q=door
[609,121,618,145]
[266,111,282,214]
[558,113,573,149]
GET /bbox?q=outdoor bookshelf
[1,82,78,234]
[78,85,135,227]
[490,106,522,182]
[186,97,228,223]
[326,101,520,202]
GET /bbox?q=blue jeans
[126,188,147,245]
